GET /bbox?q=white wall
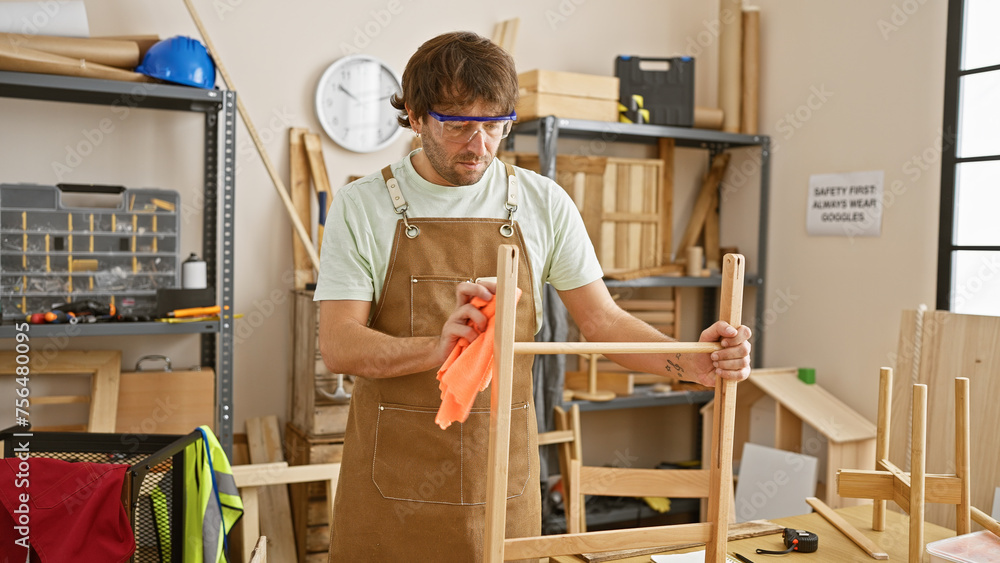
[0,0,947,430]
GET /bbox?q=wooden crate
[292,289,351,436]
[514,154,666,274]
[516,69,620,122]
[286,422,344,562]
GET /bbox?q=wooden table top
[551,504,956,563]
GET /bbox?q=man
[314,31,752,562]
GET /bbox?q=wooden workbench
[551,504,956,562]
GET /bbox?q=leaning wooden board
[891,309,1000,531]
[247,416,298,562]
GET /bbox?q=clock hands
[338,84,360,101]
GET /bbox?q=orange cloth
[435,288,521,430]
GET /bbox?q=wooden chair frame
[837,369,979,563]
[484,245,745,562]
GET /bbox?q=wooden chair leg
[909,384,927,563]
[873,367,892,531]
[955,377,971,535]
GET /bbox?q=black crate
[615,56,695,127]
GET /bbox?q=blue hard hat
[136,36,216,89]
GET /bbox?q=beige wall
[0,0,946,431]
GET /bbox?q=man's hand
[433,280,497,365]
[687,321,752,386]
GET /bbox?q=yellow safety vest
[183,426,244,562]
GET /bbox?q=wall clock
[315,54,403,153]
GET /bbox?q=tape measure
[755,528,819,555]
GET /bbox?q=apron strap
[501,161,518,238]
[382,165,419,238]
[381,162,519,239]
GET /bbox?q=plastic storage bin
[615,55,695,127]
[0,183,180,320]
[926,531,1000,563]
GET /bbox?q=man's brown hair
[391,31,518,129]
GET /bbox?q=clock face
[315,55,403,153]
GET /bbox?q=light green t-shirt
[313,150,603,332]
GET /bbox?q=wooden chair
[484,245,745,562]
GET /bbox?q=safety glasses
[426,110,517,143]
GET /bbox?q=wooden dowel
[874,367,893,531]
[955,377,971,535]
[513,342,721,355]
[971,506,1000,536]
[910,384,927,563]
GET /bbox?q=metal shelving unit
[510,115,771,366]
[0,70,237,453]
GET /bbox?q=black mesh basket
[1,427,200,563]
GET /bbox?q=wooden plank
[241,486,260,563]
[289,127,313,288]
[741,8,761,135]
[504,522,712,560]
[676,153,730,259]
[704,190,720,270]
[514,342,720,355]
[246,417,298,563]
[514,92,619,122]
[806,497,888,560]
[658,138,675,265]
[891,310,1000,530]
[291,290,318,436]
[32,395,89,405]
[579,519,783,563]
[248,535,267,563]
[518,69,619,100]
[578,467,710,498]
[627,163,643,270]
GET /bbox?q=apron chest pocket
[372,402,530,505]
[409,275,469,337]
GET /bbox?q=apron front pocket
[409,275,470,337]
[372,401,531,505]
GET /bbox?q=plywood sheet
[891,310,1000,530]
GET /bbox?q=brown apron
[328,162,541,562]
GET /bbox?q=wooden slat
[241,486,260,562]
[288,127,313,288]
[484,245,520,562]
[704,253,744,563]
[837,469,963,506]
[578,467,710,498]
[246,417,298,563]
[676,153,730,259]
[955,377,971,535]
[504,522,712,560]
[579,519,784,563]
[658,138,675,265]
[704,190,720,270]
[806,497,888,560]
[536,429,574,446]
[32,395,89,405]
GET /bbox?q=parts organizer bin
[0,183,180,320]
